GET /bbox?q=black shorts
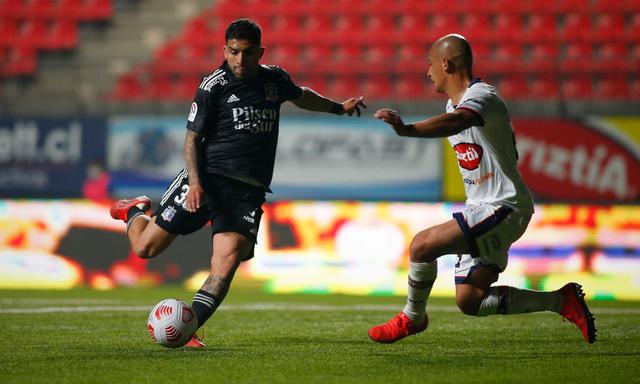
[154,169,266,244]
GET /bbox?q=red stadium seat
[490,0,527,13]
[598,76,629,99]
[268,44,302,73]
[523,14,557,43]
[270,16,303,43]
[561,76,594,99]
[149,74,176,101]
[110,73,145,101]
[428,14,458,42]
[304,44,333,74]
[627,13,640,42]
[395,44,427,75]
[328,74,359,98]
[18,19,49,48]
[395,74,429,99]
[363,15,395,44]
[175,74,201,100]
[78,0,112,21]
[592,0,626,12]
[396,14,427,42]
[529,75,560,100]
[44,20,78,50]
[182,17,212,47]
[560,42,593,73]
[551,0,591,13]
[1,47,37,76]
[362,75,392,98]
[302,15,333,44]
[559,13,591,42]
[591,14,625,42]
[0,19,20,47]
[527,43,560,73]
[26,0,58,19]
[363,44,394,74]
[491,43,525,74]
[491,14,523,43]
[0,0,27,19]
[334,44,363,74]
[630,77,640,99]
[497,76,528,99]
[597,42,629,73]
[459,14,491,43]
[303,74,329,96]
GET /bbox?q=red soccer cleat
[368,312,428,344]
[184,334,206,349]
[110,195,151,222]
[559,283,597,343]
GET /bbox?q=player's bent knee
[456,295,481,316]
[409,233,437,262]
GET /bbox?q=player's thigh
[411,219,471,261]
[137,216,178,255]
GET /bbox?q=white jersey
[446,80,533,212]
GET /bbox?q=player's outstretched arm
[374,108,480,138]
[292,87,367,117]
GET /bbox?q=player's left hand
[341,96,367,117]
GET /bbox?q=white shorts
[453,203,532,284]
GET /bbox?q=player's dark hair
[462,40,473,75]
[225,18,262,45]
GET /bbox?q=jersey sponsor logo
[226,94,240,103]
[232,107,277,133]
[454,143,483,170]
[243,209,257,223]
[199,70,227,91]
[188,102,197,122]
[464,172,494,185]
[264,83,279,102]
[161,205,177,222]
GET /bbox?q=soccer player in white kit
[368,34,596,344]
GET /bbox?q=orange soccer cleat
[184,334,206,349]
[368,312,428,344]
[110,195,151,222]
[559,283,597,343]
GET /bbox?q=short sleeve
[186,87,214,133]
[457,85,492,126]
[274,66,303,101]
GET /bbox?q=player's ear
[223,44,228,58]
[443,58,454,74]
[259,46,265,59]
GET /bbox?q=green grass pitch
[1,281,639,384]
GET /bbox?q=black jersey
[186,61,303,189]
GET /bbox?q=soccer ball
[147,298,198,348]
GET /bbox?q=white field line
[0,302,639,315]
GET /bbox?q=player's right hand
[185,183,204,212]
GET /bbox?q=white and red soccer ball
[147,298,198,348]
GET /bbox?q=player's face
[224,39,265,80]
[427,51,446,94]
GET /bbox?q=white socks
[402,261,437,323]
[477,286,563,317]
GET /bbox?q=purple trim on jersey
[455,105,485,126]
[453,206,514,258]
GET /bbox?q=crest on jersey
[264,83,279,102]
[161,205,177,222]
[454,143,484,170]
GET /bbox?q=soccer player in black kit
[110,19,366,347]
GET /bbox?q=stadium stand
[0,0,112,77]
[100,0,638,103]
[0,0,638,111]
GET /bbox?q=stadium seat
[302,15,333,44]
[363,15,395,44]
[561,76,594,99]
[302,74,329,96]
[627,13,640,41]
[328,74,360,98]
[630,77,640,99]
[529,75,561,100]
[597,42,629,73]
[149,74,177,101]
[175,74,201,100]
[551,0,591,14]
[560,42,594,73]
[394,44,427,75]
[491,14,523,43]
[395,74,428,99]
[182,17,212,47]
[78,0,112,21]
[18,19,49,48]
[361,75,392,98]
[592,0,627,12]
[459,14,491,43]
[268,44,302,73]
[527,43,560,73]
[26,0,58,19]
[304,44,333,74]
[0,0,27,19]
[270,15,303,43]
[396,14,427,42]
[492,43,525,74]
[427,14,458,43]
[591,14,625,43]
[111,73,145,101]
[0,46,36,76]
[490,0,527,13]
[0,19,20,47]
[559,13,591,42]
[362,44,394,74]
[598,76,629,99]
[497,76,528,99]
[523,14,557,43]
[44,20,78,50]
